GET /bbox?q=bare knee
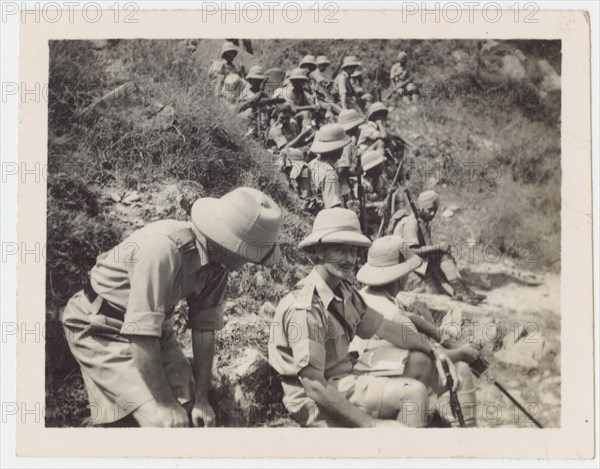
[404,351,434,384]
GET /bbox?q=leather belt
[83,280,125,321]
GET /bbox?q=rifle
[469,357,544,428]
[376,157,405,238]
[404,188,427,246]
[332,49,347,80]
[355,149,367,236]
[374,62,381,102]
[441,360,466,427]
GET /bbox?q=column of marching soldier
[60,41,487,428]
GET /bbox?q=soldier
[358,101,409,162]
[281,68,320,135]
[332,55,362,110]
[351,235,480,426]
[349,68,365,107]
[311,55,331,87]
[61,188,283,427]
[267,104,313,151]
[336,109,365,199]
[389,50,419,103]
[269,208,462,427]
[209,41,244,99]
[358,101,390,155]
[391,190,486,304]
[238,65,267,107]
[307,123,350,210]
[238,65,269,136]
[299,54,318,74]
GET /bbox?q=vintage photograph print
[14,6,593,460]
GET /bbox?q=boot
[449,279,484,305]
[462,279,486,304]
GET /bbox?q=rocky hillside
[45,39,561,428]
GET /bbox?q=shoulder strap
[292,282,316,311]
[166,227,196,251]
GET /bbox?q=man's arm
[375,317,434,355]
[189,330,217,427]
[129,336,189,427]
[299,365,400,427]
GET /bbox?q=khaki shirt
[307,158,343,208]
[269,268,384,378]
[393,213,430,247]
[90,220,229,338]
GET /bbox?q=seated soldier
[282,68,320,134]
[389,50,419,103]
[312,55,332,89]
[267,104,313,151]
[391,190,486,305]
[209,41,244,98]
[306,124,350,210]
[349,68,365,106]
[351,236,480,426]
[332,55,362,110]
[238,65,268,136]
[359,102,408,161]
[269,208,463,427]
[336,109,365,201]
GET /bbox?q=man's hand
[191,399,216,427]
[433,349,461,392]
[133,400,189,428]
[446,344,480,364]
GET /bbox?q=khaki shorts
[282,372,391,427]
[61,291,194,424]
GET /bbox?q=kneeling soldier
[62,187,283,427]
[268,208,461,427]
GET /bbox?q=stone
[493,350,539,370]
[109,192,122,203]
[211,347,285,427]
[121,191,141,205]
[441,209,454,218]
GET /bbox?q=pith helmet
[361,150,386,173]
[341,55,361,70]
[337,109,365,131]
[367,101,389,120]
[299,55,317,68]
[246,65,267,80]
[310,123,351,154]
[289,67,309,81]
[316,55,330,66]
[221,41,238,58]
[191,187,283,266]
[356,235,422,286]
[299,208,372,250]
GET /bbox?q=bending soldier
[61,188,283,427]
